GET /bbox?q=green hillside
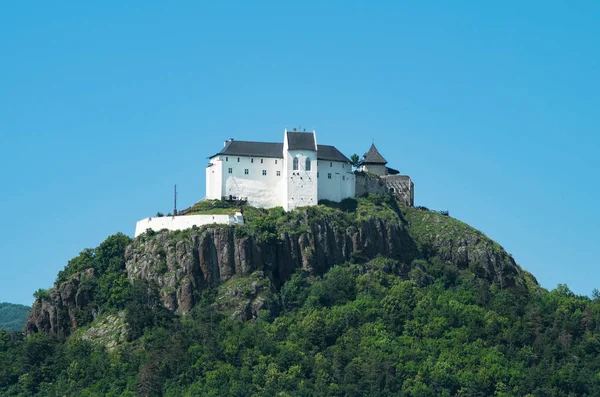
[1,196,599,396]
[0,303,30,332]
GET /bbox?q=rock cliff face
[124,206,527,314]
[124,212,416,313]
[25,269,95,336]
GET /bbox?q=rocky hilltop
[19,196,599,397]
[25,196,530,337]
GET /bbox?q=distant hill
[0,302,30,332]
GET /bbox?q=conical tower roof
[363,143,388,165]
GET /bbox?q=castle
[206,129,355,211]
[134,128,413,236]
[206,128,413,210]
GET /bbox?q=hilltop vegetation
[2,196,600,396]
[177,199,241,216]
[0,303,30,332]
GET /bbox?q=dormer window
[305,158,311,171]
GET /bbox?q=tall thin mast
[173,184,178,216]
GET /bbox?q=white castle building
[134,128,414,237]
[205,129,355,211]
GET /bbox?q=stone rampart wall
[355,172,415,206]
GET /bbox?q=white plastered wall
[134,213,244,237]
[206,159,224,200]
[284,149,318,211]
[317,160,356,202]
[221,155,285,208]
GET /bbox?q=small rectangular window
[277,171,281,176]
[330,162,332,167]
[275,160,278,164]
[251,158,254,163]
[244,169,249,175]
[261,159,264,164]
[226,157,229,161]
[228,168,233,174]
[342,176,345,181]
[317,172,319,178]
[328,173,332,179]
[262,170,267,176]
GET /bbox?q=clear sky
[1,1,598,305]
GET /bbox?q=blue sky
[1,1,598,305]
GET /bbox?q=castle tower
[361,143,389,176]
[282,129,318,211]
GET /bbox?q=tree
[350,153,361,169]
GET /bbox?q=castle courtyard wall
[134,213,244,237]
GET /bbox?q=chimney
[224,138,234,147]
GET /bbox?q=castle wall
[355,172,387,197]
[284,149,318,211]
[317,160,355,202]
[208,155,285,208]
[206,160,223,200]
[355,173,415,206]
[207,153,356,210]
[134,213,244,237]
[382,175,414,206]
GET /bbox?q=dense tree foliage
[0,303,30,332]
[54,233,132,329]
[3,253,600,395]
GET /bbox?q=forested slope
[0,303,30,332]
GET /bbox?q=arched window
[293,157,299,170]
[305,158,311,171]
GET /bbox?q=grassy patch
[179,199,240,216]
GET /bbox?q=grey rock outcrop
[81,311,128,351]
[124,212,416,314]
[25,269,95,336]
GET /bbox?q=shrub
[33,288,50,301]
